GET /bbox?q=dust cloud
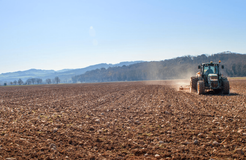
[142,79,190,91]
[142,66,195,91]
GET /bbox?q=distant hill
[72,52,246,83]
[0,61,144,84]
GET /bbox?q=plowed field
[0,80,246,159]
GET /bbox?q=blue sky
[0,0,246,73]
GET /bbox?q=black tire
[197,81,205,95]
[222,80,230,94]
[190,77,198,92]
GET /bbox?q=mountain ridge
[0,61,144,83]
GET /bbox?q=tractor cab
[197,61,226,90]
[203,64,219,75]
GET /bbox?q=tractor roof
[202,61,220,65]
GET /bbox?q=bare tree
[25,79,32,85]
[18,79,23,85]
[46,79,51,84]
[37,79,42,84]
[13,80,17,85]
[31,78,35,84]
[10,82,13,85]
[54,77,60,84]
[25,78,42,85]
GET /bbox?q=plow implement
[179,85,190,91]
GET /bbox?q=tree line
[72,53,246,83]
[1,77,60,86]
[2,52,246,85]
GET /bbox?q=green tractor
[190,61,229,95]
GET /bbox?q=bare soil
[0,80,246,159]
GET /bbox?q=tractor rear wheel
[222,80,230,94]
[190,77,198,93]
[197,81,205,95]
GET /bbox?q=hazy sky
[0,0,246,73]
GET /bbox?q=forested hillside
[72,53,246,83]
[0,61,143,84]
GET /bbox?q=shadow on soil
[203,91,239,96]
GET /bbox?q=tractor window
[204,66,209,74]
[214,65,218,74]
[204,65,218,74]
